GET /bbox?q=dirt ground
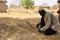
[0,17,60,40]
[0,9,60,40]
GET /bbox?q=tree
[21,0,34,9]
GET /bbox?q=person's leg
[44,28,57,35]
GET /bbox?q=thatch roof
[0,0,7,2]
[40,3,50,8]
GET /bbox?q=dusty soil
[0,17,60,40]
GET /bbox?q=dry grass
[0,17,60,40]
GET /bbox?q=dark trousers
[44,27,57,35]
[36,23,57,35]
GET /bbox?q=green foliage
[21,0,26,5]
[21,0,34,8]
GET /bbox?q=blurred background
[0,0,60,40]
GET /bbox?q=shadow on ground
[0,17,60,40]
